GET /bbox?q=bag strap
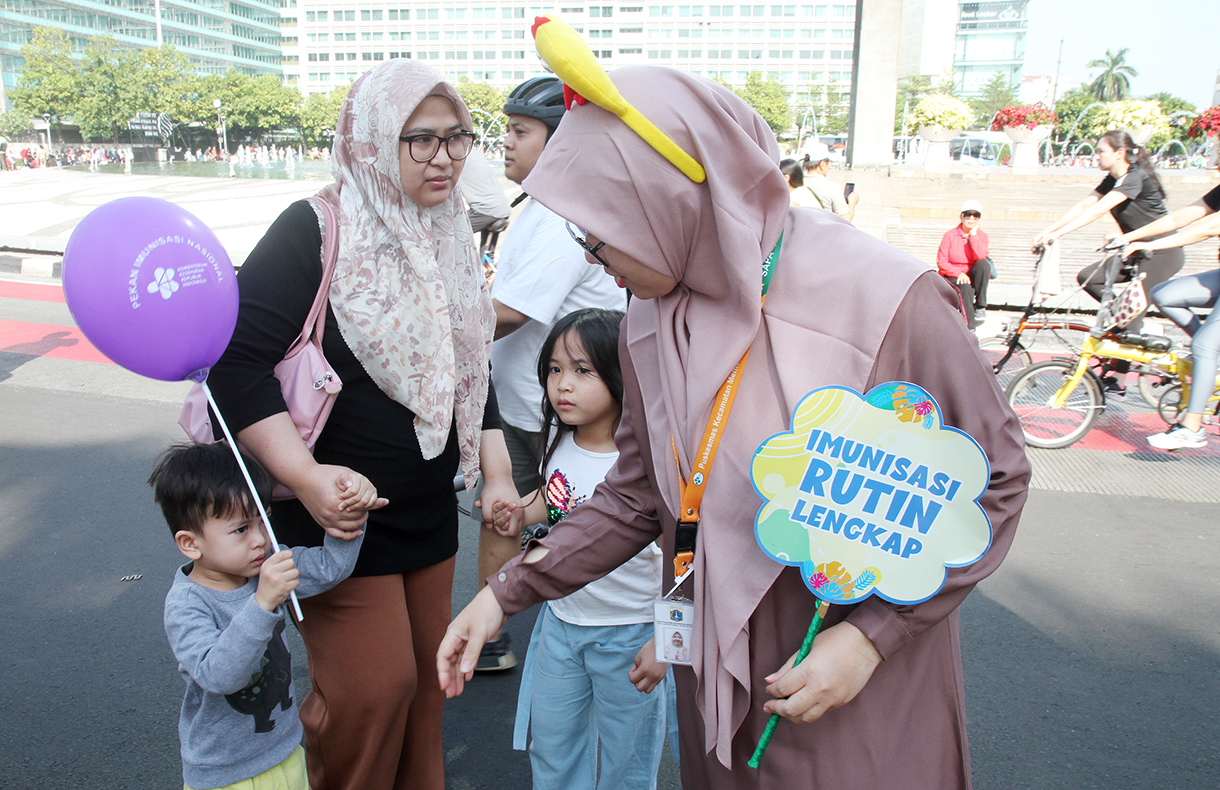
[288,197,340,354]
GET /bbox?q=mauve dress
[490,214,1030,789]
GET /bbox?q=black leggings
[1076,246,1184,333]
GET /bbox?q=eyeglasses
[961,211,981,219]
[397,131,476,163]
[565,222,609,267]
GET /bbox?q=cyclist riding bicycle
[1117,179,1220,450]
[1032,130,1185,392]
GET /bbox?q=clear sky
[1022,0,1219,109]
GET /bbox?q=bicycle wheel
[1006,359,1104,449]
[978,337,1033,388]
[1135,367,1175,410]
[1157,384,1184,425]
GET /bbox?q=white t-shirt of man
[543,432,663,626]
[490,199,626,432]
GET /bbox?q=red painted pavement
[0,319,113,364]
[0,280,67,303]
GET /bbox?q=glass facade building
[952,0,1026,96]
[1,0,283,110]
[283,1,859,111]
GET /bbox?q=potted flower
[991,103,1057,143]
[1098,100,1169,146]
[910,94,972,142]
[1188,106,1220,140]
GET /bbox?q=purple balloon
[62,197,238,382]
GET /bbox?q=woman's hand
[437,586,507,698]
[761,621,882,724]
[955,273,970,285]
[296,464,388,538]
[1125,241,1151,259]
[1031,231,1054,253]
[628,638,669,693]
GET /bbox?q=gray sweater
[164,533,362,789]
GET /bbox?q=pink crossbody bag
[178,197,343,499]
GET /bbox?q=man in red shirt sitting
[935,199,990,329]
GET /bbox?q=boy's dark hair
[148,443,271,535]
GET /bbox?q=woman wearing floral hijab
[440,61,1030,789]
[208,60,513,790]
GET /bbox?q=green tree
[298,86,348,147]
[1052,87,1106,146]
[1147,91,1197,143]
[454,77,506,141]
[1087,48,1138,102]
[9,27,82,130]
[933,69,959,99]
[894,75,932,134]
[74,37,144,140]
[0,109,33,140]
[970,72,1017,128]
[733,71,790,136]
[216,71,301,145]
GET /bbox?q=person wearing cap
[476,76,627,672]
[936,200,991,328]
[800,141,859,222]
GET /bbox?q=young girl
[494,308,669,789]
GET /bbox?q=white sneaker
[1147,426,1207,450]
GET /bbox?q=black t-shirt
[1202,185,1220,212]
[1095,168,1168,235]
[207,200,500,576]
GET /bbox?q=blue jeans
[514,604,666,789]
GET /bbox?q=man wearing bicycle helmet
[478,75,627,671]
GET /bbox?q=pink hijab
[315,60,494,483]
[524,66,924,765]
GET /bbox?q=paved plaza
[2,164,1219,788]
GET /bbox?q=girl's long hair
[534,308,626,480]
[1100,129,1165,199]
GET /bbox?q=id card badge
[654,596,694,666]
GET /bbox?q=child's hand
[628,638,669,694]
[254,549,299,612]
[336,472,388,517]
[477,477,521,537]
[488,499,525,538]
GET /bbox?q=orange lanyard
[670,233,782,581]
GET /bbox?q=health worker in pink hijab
[439,65,1030,790]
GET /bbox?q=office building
[951,0,1026,96]
[283,1,860,123]
[0,0,283,111]
[897,0,1027,99]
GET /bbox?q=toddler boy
[150,442,370,790]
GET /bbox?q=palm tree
[1087,48,1139,101]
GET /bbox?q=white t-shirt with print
[543,432,663,626]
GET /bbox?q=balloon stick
[201,379,304,621]
[748,598,830,769]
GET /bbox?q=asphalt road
[1,282,1218,789]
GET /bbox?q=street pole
[42,114,52,155]
[1050,38,1064,109]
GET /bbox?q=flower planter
[918,125,961,144]
[1003,125,1051,168]
[918,125,960,167]
[1003,125,1051,145]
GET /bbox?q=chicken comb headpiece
[531,15,707,183]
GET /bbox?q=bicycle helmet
[502,76,566,137]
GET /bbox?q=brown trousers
[297,559,454,790]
